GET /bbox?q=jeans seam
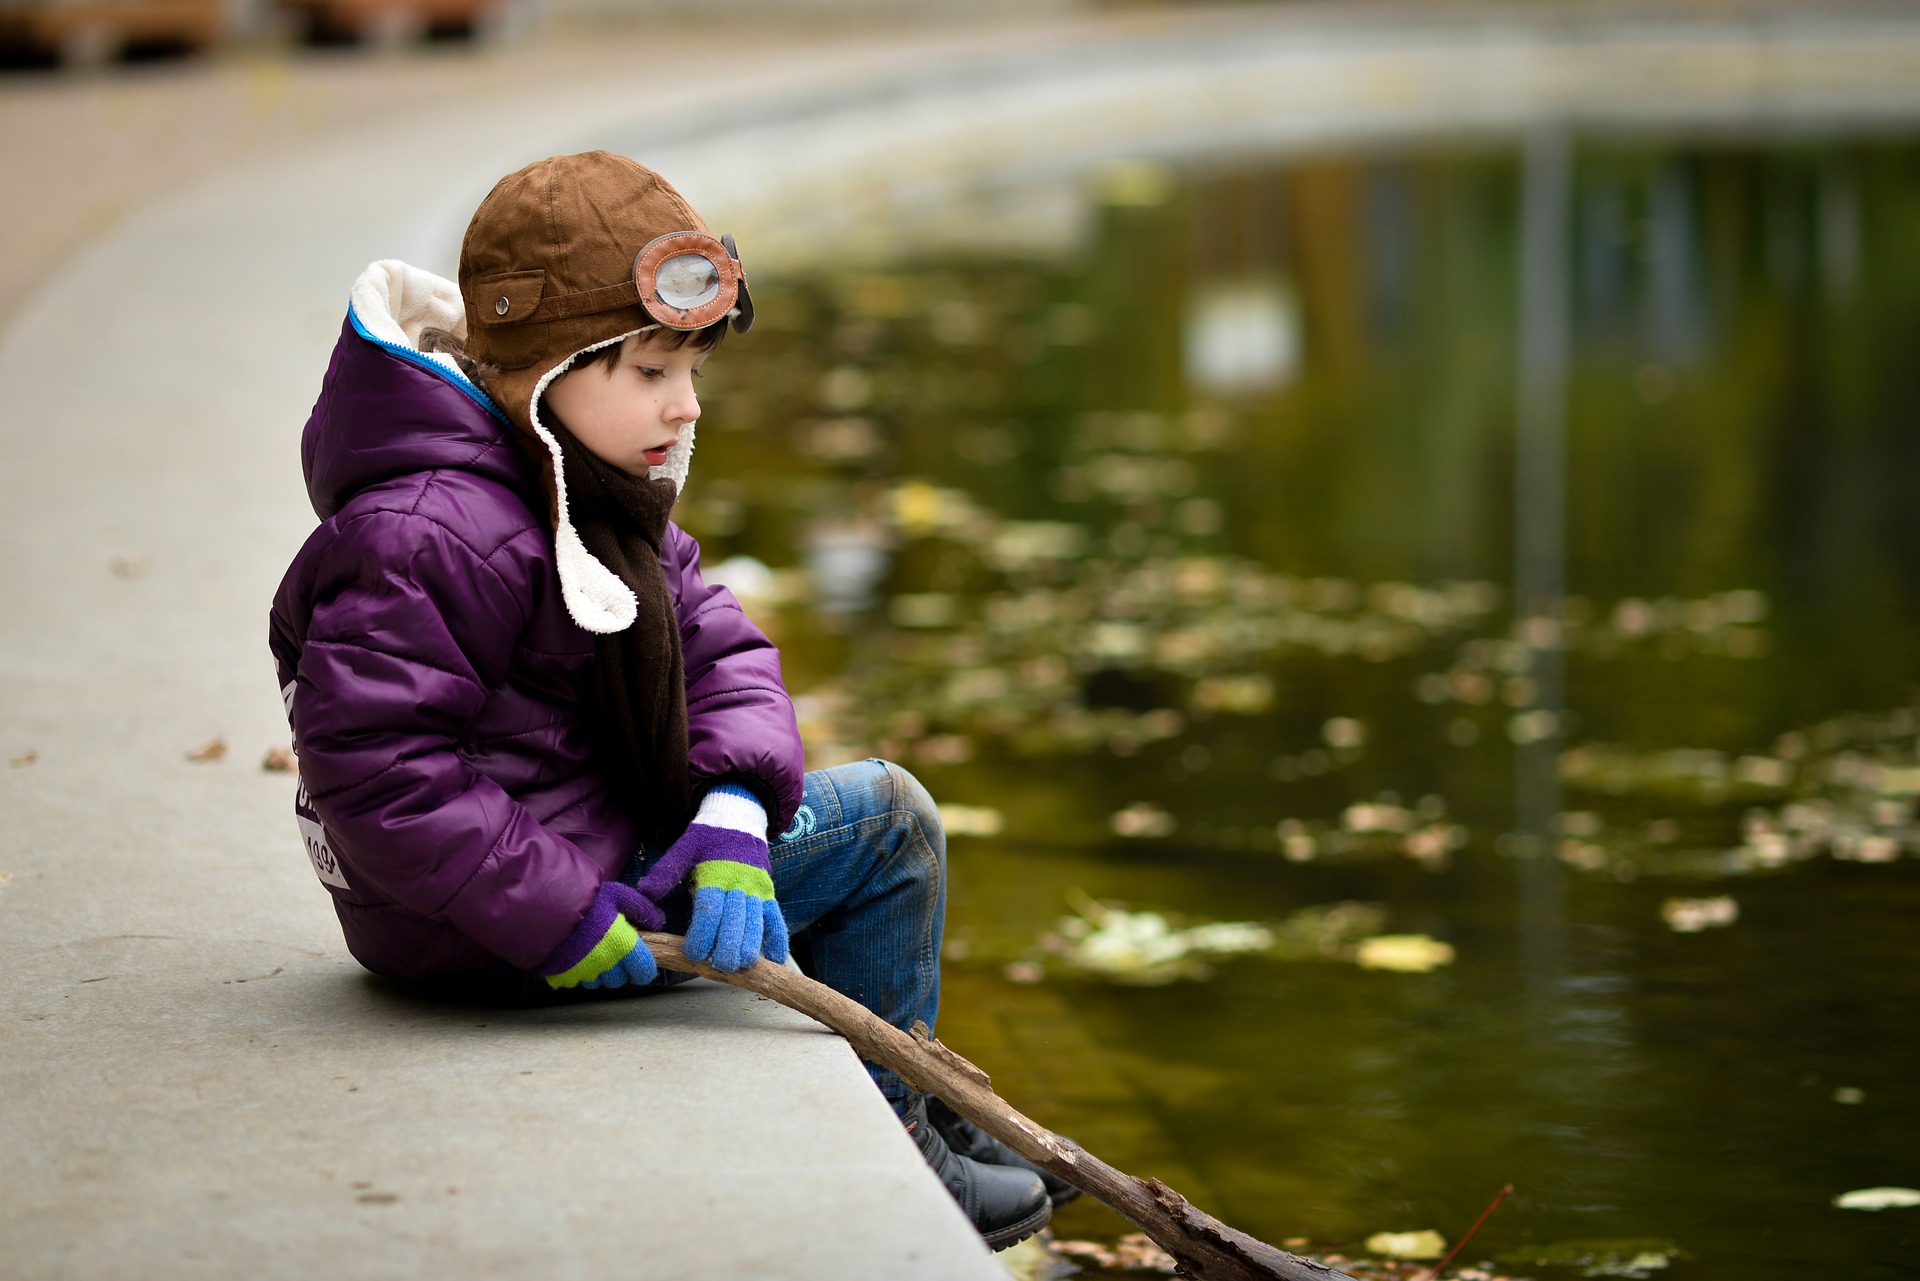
[882,760,941,1026]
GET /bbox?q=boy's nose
[666,376,700,424]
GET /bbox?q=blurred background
[6,2,1919,1279]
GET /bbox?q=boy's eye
[637,366,664,379]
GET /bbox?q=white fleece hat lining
[526,329,696,636]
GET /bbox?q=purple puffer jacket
[269,308,804,982]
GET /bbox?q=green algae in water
[1499,1239,1690,1278]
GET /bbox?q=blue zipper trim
[347,302,511,429]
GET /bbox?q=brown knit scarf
[545,420,693,843]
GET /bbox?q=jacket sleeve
[289,506,602,970]
[664,523,805,832]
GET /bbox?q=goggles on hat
[485,230,755,334]
[634,231,754,332]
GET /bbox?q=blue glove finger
[762,898,790,966]
[617,941,659,986]
[710,889,755,972]
[685,885,724,963]
[734,891,767,970]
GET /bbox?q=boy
[269,151,1067,1249]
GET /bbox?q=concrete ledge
[3,932,994,1278]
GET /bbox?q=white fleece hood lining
[351,259,469,381]
[348,260,694,638]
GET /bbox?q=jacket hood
[302,261,528,521]
[303,261,695,534]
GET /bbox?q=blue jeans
[628,758,946,1109]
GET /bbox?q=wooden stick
[641,932,1356,1281]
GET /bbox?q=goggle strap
[504,232,747,327]
[522,280,643,324]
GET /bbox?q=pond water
[690,137,1920,1280]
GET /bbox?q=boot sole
[982,1201,1052,1253]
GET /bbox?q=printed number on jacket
[294,776,351,890]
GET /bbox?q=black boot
[926,1094,1082,1206]
[902,1093,1052,1251]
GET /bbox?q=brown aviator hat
[458,151,753,634]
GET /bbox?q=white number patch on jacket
[284,678,349,890]
[294,775,350,891]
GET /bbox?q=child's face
[544,332,708,477]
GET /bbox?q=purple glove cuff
[632,840,701,904]
[634,786,772,900]
[606,880,665,932]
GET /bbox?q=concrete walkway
[6,5,1920,1278]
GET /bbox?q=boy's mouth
[642,443,674,466]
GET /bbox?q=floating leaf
[1191,673,1274,715]
[1833,1187,1920,1210]
[1355,934,1455,973]
[1043,892,1274,984]
[1660,896,1737,933]
[1269,902,1387,960]
[938,803,1002,837]
[1322,716,1367,749]
[1053,1232,1179,1274]
[1111,802,1175,839]
[1366,1229,1446,1259]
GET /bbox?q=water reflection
[690,135,1920,1279]
[801,515,891,618]
[1513,126,1573,998]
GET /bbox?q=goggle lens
[632,230,751,332]
[655,252,721,311]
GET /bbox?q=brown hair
[418,327,496,383]
[420,320,726,385]
[580,318,728,374]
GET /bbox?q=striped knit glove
[535,881,662,990]
[636,783,788,973]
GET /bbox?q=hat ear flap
[721,233,754,333]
